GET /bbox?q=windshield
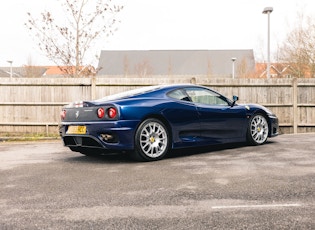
[95,85,162,102]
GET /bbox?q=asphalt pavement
[0,134,314,229]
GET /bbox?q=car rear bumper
[59,120,140,151]
[269,115,279,137]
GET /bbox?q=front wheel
[247,114,269,145]
[133,118,170,161]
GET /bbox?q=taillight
[97,108,105,118]
[108,107,117,119]
[60,109,66,120]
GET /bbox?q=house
[256,63,301,78]
[0,65,96,78]
[0,66,47,78]
[42,65,96,77]
[0,69,11,78]
[97,50,256,78]
[0,67,26,78]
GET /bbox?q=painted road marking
[212,203,302,209]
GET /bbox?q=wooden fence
[0,77,315,136]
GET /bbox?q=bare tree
[168,58,173,76]
[23,56,44,78]
[134,60,153,77]
[277,14,315,78]
[26,0,123,77]
[207,59,212,78]
[236,58,248,78]
[123,56,130,76]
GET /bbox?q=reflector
[60,110,66,120]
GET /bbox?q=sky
[0,0,314,67]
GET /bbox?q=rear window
[95,85,162,102]
[167,89,191,102]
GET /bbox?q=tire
[247,113,269,145]
[133,118,170,161]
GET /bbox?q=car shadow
[167,140,278,159]
[64,151,134,164]
[64,141,278,163]
[166,142,247,159]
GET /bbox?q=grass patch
[0,133,60,142]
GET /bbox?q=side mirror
[231,95,239,107]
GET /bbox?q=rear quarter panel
[115,98,200,147]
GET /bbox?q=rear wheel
[133,118,170,161]
[247,114,269,145]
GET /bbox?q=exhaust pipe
[100,134,115,142]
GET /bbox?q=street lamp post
[7,60,13,78]
[231,57,236,79]
[262,7,273,79]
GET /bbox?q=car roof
[94,84,208,103]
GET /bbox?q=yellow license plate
[67,126,86,134]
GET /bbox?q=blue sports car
[59,84,279,161]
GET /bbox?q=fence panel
[0,77,315,135]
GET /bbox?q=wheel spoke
[250,115,269,144]
[139,121,168,158]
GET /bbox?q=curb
[0,137,61,142]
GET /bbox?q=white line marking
[212,203,302,209]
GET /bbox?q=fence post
[292,78,298,134]
[91,77,96,100]
[46,124,49,136]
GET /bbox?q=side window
[185,87,228,106]
[167,89,191,102]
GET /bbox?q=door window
[185,88,228,106]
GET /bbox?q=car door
[165,88,201,148]
[184,87,247,143]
